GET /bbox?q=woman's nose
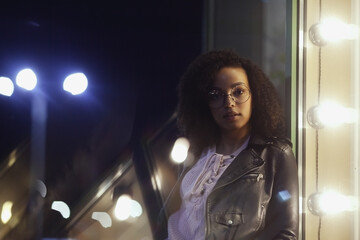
[223,94,235,107]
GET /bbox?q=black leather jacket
[205,135,299,240]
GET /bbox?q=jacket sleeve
[257,144,299,240]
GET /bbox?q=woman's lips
[223,112,240,119]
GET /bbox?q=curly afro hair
[177,49,285,155]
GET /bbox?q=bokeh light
[16,68,37,91]
[170,137,190,163]
[63,72,88,95]
[36,179,47,198]
[114,194,132,221]
[0,77,14,96]
[92,212,112,228]
[1,201,13,224]
[114,195,143,221]
[51,201,70,219]
[130,200,143,218]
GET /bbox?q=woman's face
[208,67,252,136]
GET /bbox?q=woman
[166,49,299,240]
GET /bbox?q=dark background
[0,2,203,238]
[0,0,203,185]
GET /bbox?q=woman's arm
[257,144,299,240]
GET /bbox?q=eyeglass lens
[207,85,250,108]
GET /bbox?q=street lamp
[0,67,89,235]
[1,69,88,96]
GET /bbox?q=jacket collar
[248,134,270,146]
[249,134,293,148]
[214,135,266,189]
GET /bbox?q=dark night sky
[0,0,203,185]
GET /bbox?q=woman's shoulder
[247,135,296,167]
[250,135,292,148]
[248,135,294,157]
[250,136,296,167]
[267,136,293,150]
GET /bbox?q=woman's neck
[216,129,250,155]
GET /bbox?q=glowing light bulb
[171,137,190,163]
[318,102,357,126]
[309,18,359,46]
[63,73,88,95]
[308,191,358,216]
[0,77,14,96]
[319,18,359,42]
[16,68,37,91]
[307,101,357,128]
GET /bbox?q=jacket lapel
[213,135,266,189]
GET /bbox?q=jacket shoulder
[265,136,293,151]
[249,135,294,155]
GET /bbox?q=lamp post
[0,67,88,239]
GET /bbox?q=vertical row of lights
[306,3,359,240]
[0,68,88,96]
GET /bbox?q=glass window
[67,162,153,240]
[204,0,297,139]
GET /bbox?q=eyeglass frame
[206,83,251,109]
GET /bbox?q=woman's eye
[232,88,244,97]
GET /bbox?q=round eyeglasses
[207,84,251,108]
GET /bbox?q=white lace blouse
[167,137,250,240]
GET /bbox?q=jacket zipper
[242,172,263,181]
[257,173,264,181]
